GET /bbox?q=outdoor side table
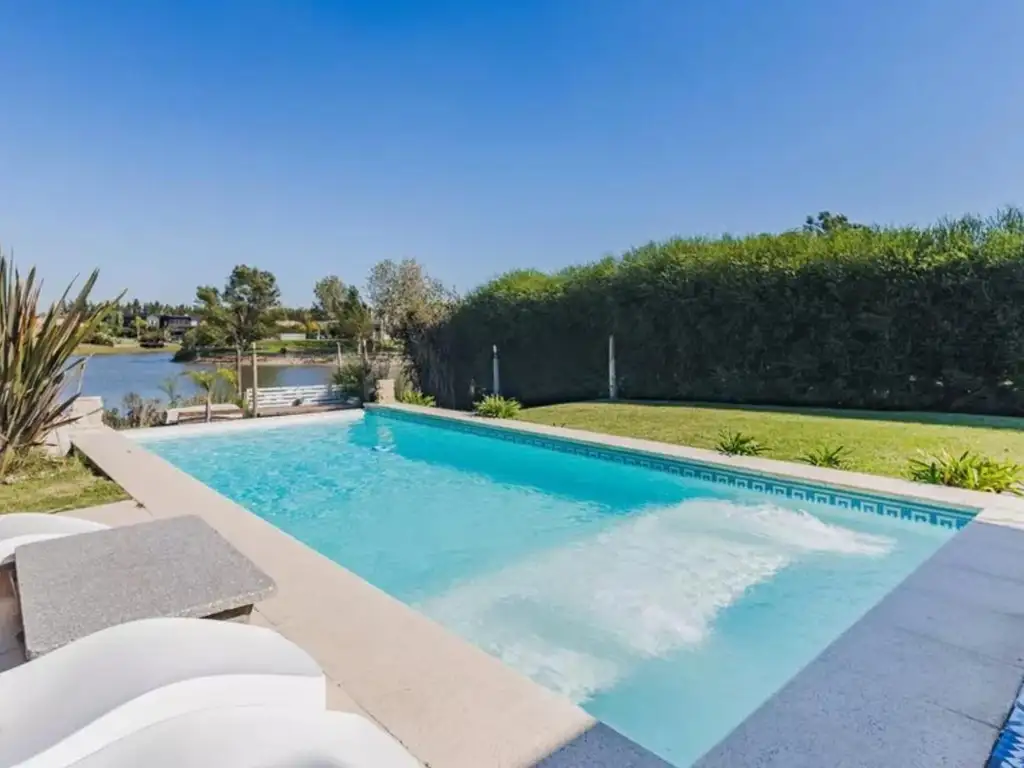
[14,515,276,659]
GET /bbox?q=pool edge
[370,404,1024,527]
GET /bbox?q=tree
[195,266,281,349]
[312,276,346,323]
[336,285,374,348]
[100,307,123,337]
[803,211,866,235]
[132,315,146,340]
[366,259,454,335]
[182,368,237,422]
[158,376,183,408]
[0,252,121,476]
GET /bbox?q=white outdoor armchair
[0,618,326,768]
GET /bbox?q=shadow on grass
[568,400,1024,432]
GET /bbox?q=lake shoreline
[193,355,337,367]
[75,343,182,356]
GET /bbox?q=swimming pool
[142,410,968,766]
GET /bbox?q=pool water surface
[144,412,958,766]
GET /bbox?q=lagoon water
[76,353,332,408]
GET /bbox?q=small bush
[398,389,436,407]
[801,444,851,468]
[332,357,390,400]
[907,450,1024,495]
[82,331,116,347]
[474,395,521,419]
[715,431,766,456]
[102,392,164,429]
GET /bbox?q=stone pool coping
[75,407,1024,766]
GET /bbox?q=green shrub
[801,444,851,468]
[398,389,436,407]
[714,431,766,456]
[332,358,390,400]
[402,208,1024,415]
[474,395,521,419]
[82,331,116,347]
[102,393,164,429]
[331,361,366,396]
[907,450,1024,494]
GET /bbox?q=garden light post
[609,334,617,400]
[492,344,500,396]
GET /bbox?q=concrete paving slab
[822,619,1023,728]
[534,723,674,767]
[928,520,1024,582]
[58,500,151,527]
[876,584,1024,668]
[900,557,1024,617]
[695,687,997,768]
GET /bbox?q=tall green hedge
[406,210,1024,415]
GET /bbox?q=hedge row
[405,210,1024,415]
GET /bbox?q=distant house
[158,314,200,340]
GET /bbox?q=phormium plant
[474,395,522,419]
[907,450,1024,495]
[800,444,851,469]
[0,252,121,476]
[398,389,436,407]
[715,431,766,457]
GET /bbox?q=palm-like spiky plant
[182,368,237,422]
[0,252,119,476]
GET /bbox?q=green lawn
[0,453,128,513]
[518,402,1024,479]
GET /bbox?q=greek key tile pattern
[377,409,977,530]
[988,681,1024,767]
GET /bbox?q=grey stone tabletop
[15,515,276,659]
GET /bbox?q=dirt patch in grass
[0,452,128,513]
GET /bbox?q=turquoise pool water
[144,413,958,766]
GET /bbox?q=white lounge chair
[0,513,108,566]
[2,618,326,768]
[65,708,422,768]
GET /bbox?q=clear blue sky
[1,1,1021,306]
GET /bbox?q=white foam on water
[417,499,895,703]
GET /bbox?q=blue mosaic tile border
[989,679,1024,767]
[375,408,977,531]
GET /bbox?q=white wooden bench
[243,385,351,410]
